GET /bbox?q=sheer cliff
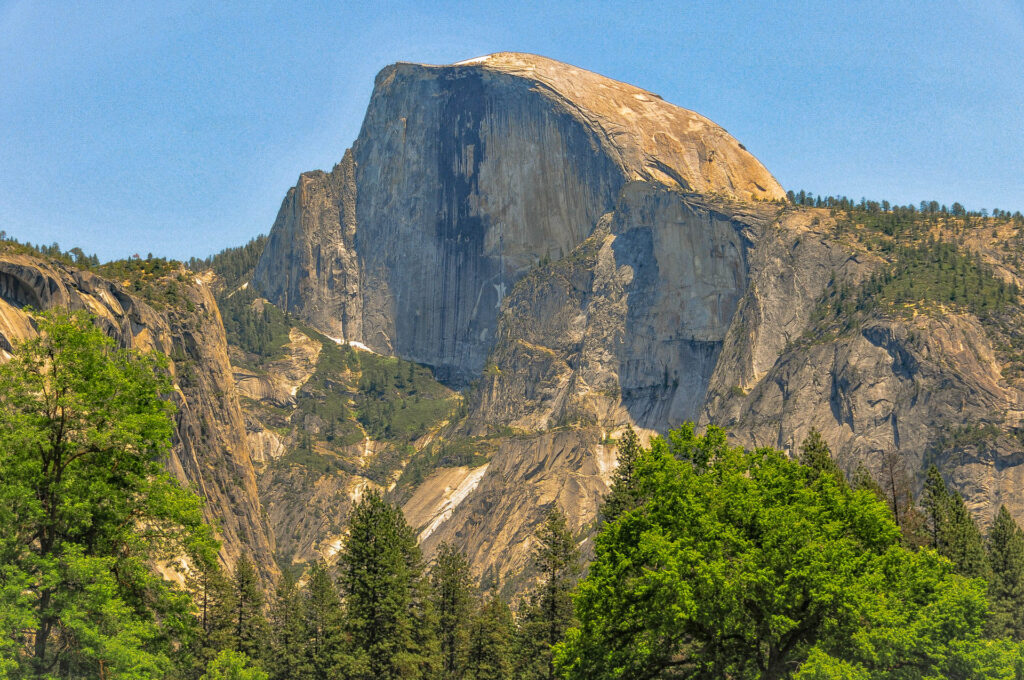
[246,53,1024,585]
[0,252,278,581]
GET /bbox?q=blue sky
[2,1,1022,261]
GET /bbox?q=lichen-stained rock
[0,254,278,581]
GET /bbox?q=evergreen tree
[184,562,236,678]
[922,465,949,549]
[267,571,308,680]
[942,490,990,579]
[922,467,989,578]
[303,561,345,680]
[517,508,580,680]
[986,505,1024,640]
[602,426,644,523]
[431,542,474,679]
[338,490,438,679]
[852,462,885,499]
[798,428,845,485]
[230,557,268,663]
[466,588,515,680]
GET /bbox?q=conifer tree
[466,587,515,680]
[986,505,1024,640]
[922,465,949,548]
[852,462,885,499]
[184,562,236,678]
[431,542,474,679]
[338,490,438,679]
[942,491,990,579]
[602,426,643,523]
[267,571,309,680]
[230,556,268,663]
[304,561,345,680]
[517,508,581,680]
[798,428,845,485]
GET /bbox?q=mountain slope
[0,248,278,581]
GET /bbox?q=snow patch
[348,340,379,355]
[454,56,489,65]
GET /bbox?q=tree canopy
[0,310,219,679]
[555,424,1020,679]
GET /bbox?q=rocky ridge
[247,53,1024,586]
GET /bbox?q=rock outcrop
[0,254,278,581]
[254,52,783,385]
[248,53,1024,585]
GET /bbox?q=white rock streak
[418,464,489,542]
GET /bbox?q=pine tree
[304,561,345,680]
[922,465,949,549]
[852,462,885,500]
[466,588,515,680]
[267,571,309,680]
[602,425,644,523]
[431,542,474,679]
[517,508,581,680]
[231,556,268,663]
[986,506,1024,640]
[798,428,845,485]
[942,491,991,579]
[338,490,438,679]
[184,562,236,678]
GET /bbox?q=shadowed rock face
[254,52,783,385]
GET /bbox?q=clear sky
[2,1,1022,262]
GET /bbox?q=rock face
[0,255,278,581]
[250,52,1024,585]
[254,52,783,385]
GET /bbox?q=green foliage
[466,589,515,680]
[986,506,1024,640]
[601,425,643,523]
[355,352,457,441]
[0,310,219,679]
[338,490,439,679]
[0,232,100,268]
[267,571,308,680]
[191,235,268,292]
[798,428,845,486]
[302,561,345,680]
[218,288,292,360]
[182,561,237,678]
[922,465,991,579]
[292,339,364,448]
[199,650,268,680]
[229,557,268,663]
[517,508,580,680]
[396,435,494,493]
[431,542,474,679]
[811,241,1019,338]
[555,424,1010,680]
